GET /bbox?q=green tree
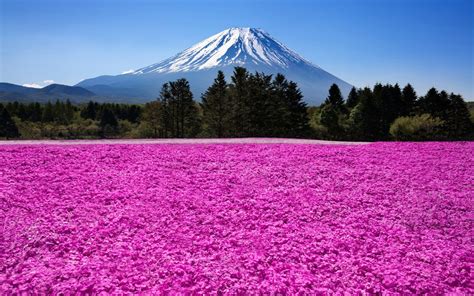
[346,87,359,109]
[229,67,250,136]
[201,70,230,137]
[81,101,98,120]
[99,107,118,137]
[141,101,163,138]
[446,93,472,138]
[390,114,444,141]
[324,83,345,112]
[320,83,346,138]
[320,103,340,138]
[28,103,42,122]
[348,87,378,140]
[401,84,417,116]
[0,106,20,138]
[418,88,450,120]
[283,80,310,138]
[159,78,200,138]
[42,101,55,122]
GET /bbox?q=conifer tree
[201,71,230,137]
[0,106,20,138]
[284,81,310,138]
[29,103,42,122]
[446,93,472,138]
[81,101,98,120]
[348,87,378,140]
[42,101,54,122]
[229,67,250,136]
[141,101,163,138]
[99,107,118,137]
[346,87,359,109]
[321,83,345,137]
[159,79,200,138]
[418,88,450,120]
[325,84,345,112]
[401,84,417,116]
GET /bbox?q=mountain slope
[0,83,96,103]
[77,28,353,105]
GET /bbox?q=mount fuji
[77,28,352,105]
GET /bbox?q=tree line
[314,83,472,140]
[1,67,473,140]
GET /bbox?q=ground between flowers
[0,142,473,294]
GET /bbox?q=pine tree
[54,100,67,124]
[159,79,200,138]
[99,107,118,137]
[348,87,378,140]
[64,100,75,123]
[321,83,345,138]
[81,101,98,120]
[418,88,450,120]
[446,93,472,138]
[0,106,20,139]
[17,104,29,121]
[284,81,310,138]
[201,70,230,137]
[141,101,163,138]
[320,104,340,138]
[42,101,54,122]
[401,84,417,116]
[246,72,274,136]
[346,87,359,109]
[229,67,250,136]
[28,102,42,122]
[325,84,345,112]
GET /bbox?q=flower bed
[0,142,472,293]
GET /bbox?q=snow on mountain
[77,27,352,105]
[132,28,318,74]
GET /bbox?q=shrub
[390,114,444,141]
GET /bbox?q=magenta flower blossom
[0,142,473,294]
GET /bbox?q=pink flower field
[1,142,473,294]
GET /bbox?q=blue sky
[1,0,473,99]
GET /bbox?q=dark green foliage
[347,87,379,140]
[159,78,201,138]
[320,104,340,137]
[282,81,311,138]
[0,106,20,138]
[229,67,250,136]
[140,101,163,138]
[446,93,473,138]
[99,107,118,138]
[324,84,345,113]
[418,88,450,120]
[346,87,359,109]
[203,69,310,138]
[29,103,42,122]
[201,71,230,137]
[81,101,98,120]
[400,84,417,116]
[42,102,55,122]
[319,83,346,138]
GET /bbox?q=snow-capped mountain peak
[132,27,318,74]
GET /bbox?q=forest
[1,67,473,141]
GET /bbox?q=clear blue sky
[1,0,473,99]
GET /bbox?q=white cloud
[121,69,134,74]
[43,80,55,85]
[22,83,42,88]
